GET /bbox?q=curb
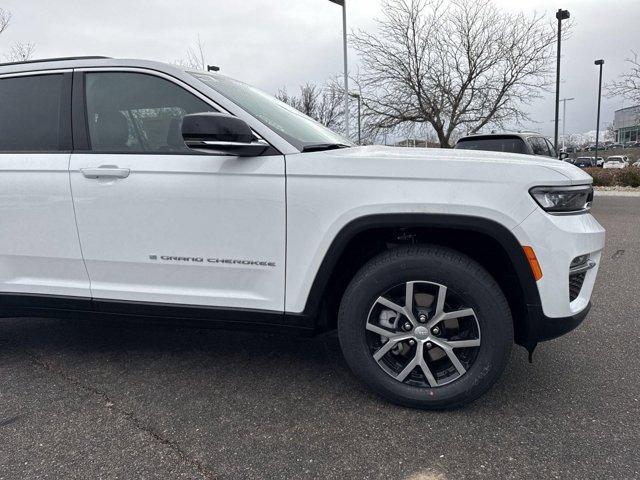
[594,190,640,197]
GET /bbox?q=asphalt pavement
[1,196,639,480]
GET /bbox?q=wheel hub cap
[413,326,429,339]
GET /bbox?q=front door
[69,70,286,311]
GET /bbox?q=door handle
[81,165,130,179]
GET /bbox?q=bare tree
[0,7,10,35]
[176,35,208,70]
[276,80,344,130]
[4,42,36,62]
[1,8,36,62]
[602,123,616,143]
[352,0,560,147]
[607,51,640,105]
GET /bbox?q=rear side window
[84,72,217,153]
[455,136,527,154]
[0,74,65,152]
[544,138,557,158]
[528,137,550,156]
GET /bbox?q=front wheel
[338,245,513,410]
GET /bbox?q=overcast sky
[1,0,638,137]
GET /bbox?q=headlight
[529,185,593,214]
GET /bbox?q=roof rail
[0,56,111,68]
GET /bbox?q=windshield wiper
[301,143,351,153]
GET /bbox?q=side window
[0,74,65,152]
[545,138,557,157]
[528,137,550,156]
[84,72,217,153]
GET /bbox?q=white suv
[603,156,629,169]
[0,57,605,409]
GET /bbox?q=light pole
[350,92,361,145]
[594,59,604,163]
[554,8,570,152]
[560,97,574,151]
[329,0,349,139]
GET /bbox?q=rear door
[0,71,90,298]
[69,69,286,311]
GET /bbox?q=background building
[613,105,640,143]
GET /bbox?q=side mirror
[181,112,269,157]
[559,152,569,160]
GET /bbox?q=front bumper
[527,302,591,343]
[512,207,605,319]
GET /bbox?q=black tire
[338,245,513,410]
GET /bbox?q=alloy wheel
[365,281,481,387]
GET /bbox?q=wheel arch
[303,214,542,348]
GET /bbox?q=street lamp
[329,0,350,139]
[560,97,575,151]
[349,92,361,145]
[594,59,604,163]
[554,8,570,152]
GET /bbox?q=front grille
[569,272,586,301]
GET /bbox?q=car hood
[305,145,592,185]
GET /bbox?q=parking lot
[0,195,638,480]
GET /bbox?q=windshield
[190,72,352,151]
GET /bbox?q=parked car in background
[587,144,610,152]
[574,157,596,169]
[603,156,629,169]
[575,157,604,168]
[454,132,560,158]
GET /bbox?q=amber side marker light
[523,246,543,281]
